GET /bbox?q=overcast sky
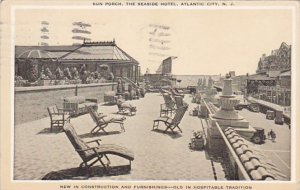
[15,8,293,75]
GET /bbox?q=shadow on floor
[37,127,63,135]
[111,112,135,117]
[78,131,123,138]
[41,165,131,180]
[101,103,117,106]
[151,129,182,139]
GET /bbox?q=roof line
[59,45,84,59]
[114,46,126,60]
[17,50,28,58]
[115,45,139,64]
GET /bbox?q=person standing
[269,129,276,142]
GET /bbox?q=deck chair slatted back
[88,107,103,125]
[153,105,188,133]
[171,106,188,125]
[174,96,184,108]
[163,94,175,109]
[63,123,134,173]
[63,123,94,161]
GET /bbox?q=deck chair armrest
[97,114,107,120]
[57,108,72,114]
[51,112,68,116]
[57,107,65,111]
[86,138,102,145]
[76,146,98,152]
[165,118,172,123]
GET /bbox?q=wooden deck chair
[88,107,126,135]
[160,93,176,117]
[153,106,188,134]
[159,88,171,95]
[63,123,134,173]
[174,96,189,109]
[47,105,70,132]
[171,88,184,98]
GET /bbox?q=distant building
[246,42,291,106]
[256,42,291,74]
[148,56,177,87]
[156,56,177,74]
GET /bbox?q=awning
[17,49,58,59]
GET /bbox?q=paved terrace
[14,93,226,180]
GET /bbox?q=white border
[10,3,297,184]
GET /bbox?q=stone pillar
[207,117,226,156]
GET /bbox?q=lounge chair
[174,95,189,109]
[47,105,70,132]
[171,88,184,98]
[116,98,137,116]
[153,106,188,133]
[88,107,126,135]
[63,123,134,173]
[160,93,176,117]
[159,88,171,96]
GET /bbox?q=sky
[15,8,293,75]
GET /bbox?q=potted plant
[190,131,205,150]
[54,67,65,85]
[192,106,199,116]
